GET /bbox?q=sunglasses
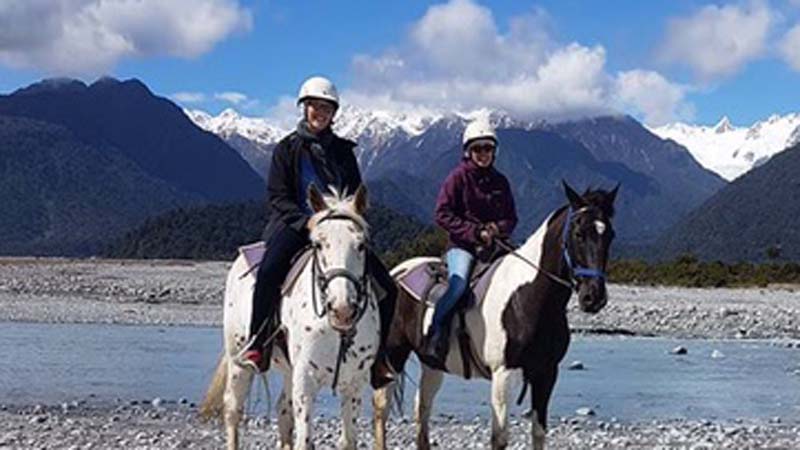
[305,99,336,114]
[470,144,496,154]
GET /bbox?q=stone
[568,361,585,370]
[711,350,725,359]
[670,346,688,355]
[576,407,595,416]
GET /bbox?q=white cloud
[172,91,207,103]
[615,70,694,126]
[658,2,773,80]
[0,0,252,75]
[779,24,800,71]
[215,91,248,105]
[348,0,688,125]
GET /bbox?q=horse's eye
[357,243,365,252]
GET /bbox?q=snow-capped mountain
[650,114,800,181]
[185,108,286,145]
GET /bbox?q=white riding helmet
[297,76,339,108]
[462,118,498,158]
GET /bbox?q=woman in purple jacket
[419,118,518,369]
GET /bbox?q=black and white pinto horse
[201,185,380,450]
[373,182,618,450]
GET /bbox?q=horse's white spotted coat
[220,191,379,450]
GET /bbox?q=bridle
[494,205,608,290]
[561,206,608,285]
[307,210,373,392]
[309,212,370,329]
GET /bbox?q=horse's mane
[307,186,370,233]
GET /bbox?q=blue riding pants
[432,247,474,330]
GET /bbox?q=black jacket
[262,128,362,240]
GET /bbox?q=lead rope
[331,332,354,392]
[494,239,574,290]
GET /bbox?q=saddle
[238,241,314,297]
[397,254,504,309]
[396,250,507,379]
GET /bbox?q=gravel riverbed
[1,257,798,449]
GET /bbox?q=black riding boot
[419,318,451,371]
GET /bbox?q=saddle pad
[237,241,313,296]
[239,241,266,279]
[397,256,505,308]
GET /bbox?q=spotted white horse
[201,185,380,450]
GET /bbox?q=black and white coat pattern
[373,183,617,450]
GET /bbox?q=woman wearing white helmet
[240,76,397,388]
[419,118,518,369]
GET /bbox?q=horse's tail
[199,353,228,421]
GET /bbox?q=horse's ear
[562,180,585,208]
[307,183,327,213]
[608,182,620,204]
[353,184,368,216]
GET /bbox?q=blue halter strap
[561,207,607,282]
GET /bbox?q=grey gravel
[1,258,798,343]
[1,404,798,449]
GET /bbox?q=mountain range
[650,114,800,181]
[656,141,800,262]
[0,78,264,255]
[6,76,795,261]
[188,108,725,245]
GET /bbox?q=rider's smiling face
[469,143,495,168]
[304,98,336,133]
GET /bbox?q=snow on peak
[651,113,800,181]
[184,108,285,145]
[713,116,733,134]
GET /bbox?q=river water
[1,322,798,421]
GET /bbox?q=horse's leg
[490,368,512,450]
[414,366,443,450]
[292,368,318,450]
[277,373,294,450]
[223,361,254,450]
[372,383,394,450]
[338,386,362,450]
[530,366,557,450]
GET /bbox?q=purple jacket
[434,160,518,255]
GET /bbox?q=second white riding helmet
[462,118,498,157]
[297,76,340,108]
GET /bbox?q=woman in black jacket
[240,76,397,388]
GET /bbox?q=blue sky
[1,0,799,126]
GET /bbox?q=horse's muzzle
[577,280,607,314]
[327,300,357,332]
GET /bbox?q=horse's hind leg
[372,383,394,450]
[223,361,254,450]
[490,368,513,449]
[530,366,557,450]
[414,366,443,450]
[277,374,294,450]
[338,386,362,450]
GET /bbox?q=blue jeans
[432,248,474,330]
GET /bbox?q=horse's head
[562,181,618,314]
[307,183,370,333]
